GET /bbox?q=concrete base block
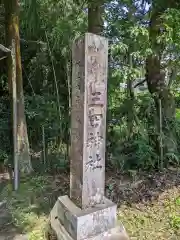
[50,195,128,240]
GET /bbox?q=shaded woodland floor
[0,168,179,240]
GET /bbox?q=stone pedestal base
[49,196,128,240]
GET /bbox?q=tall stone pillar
[49,33,128,240]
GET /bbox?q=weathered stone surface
[50,197,129,240]
[70,33,108,209]
[56,195,116,239]
[49,33,129,240]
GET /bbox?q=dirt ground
[0,168,179,240]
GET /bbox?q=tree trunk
[126,53,135,138]
[146,9,176,161]
[11,39,19,189]
[88,0,104,35]
[4,0,33,174]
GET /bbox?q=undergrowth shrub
[107,93,180,171]
[1,91,180,173]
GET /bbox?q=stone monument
[49,33,128,240]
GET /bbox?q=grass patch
[119,188,180,240]
[0,171,179,240]
[0,175,52,239]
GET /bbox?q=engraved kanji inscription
[70,33,108,209]
[88,106,103,128]
[89,82,105,105]
[87,131,103,149]
[86,151,103,171]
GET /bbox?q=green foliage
[0,175,50,239]
[175,197,180,206]
[1,0,180,172]
[107,110,158,170]
[169,197,180,231]
[170,215,180,230]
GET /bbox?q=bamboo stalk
[159,98,163,170]
[45,31,62,149]
[42,126,46,167]
[45,31,61,126]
